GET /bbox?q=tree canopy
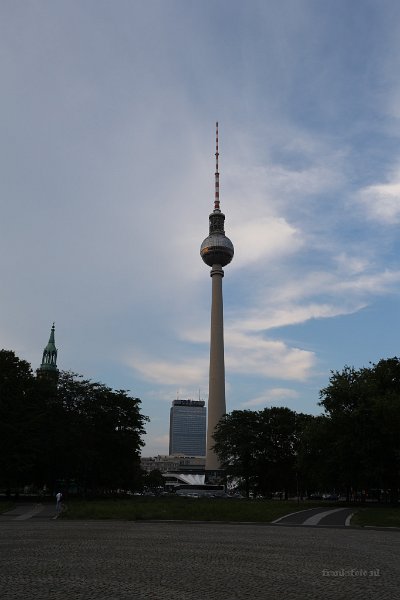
[213,358,400,503]
[0,349,148,494]
[213,407,311,498]
[0,351,39,488]
[316,358,400,502]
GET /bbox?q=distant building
[141,455,205,474]
[169,399,206,457]
[162,473,224,496]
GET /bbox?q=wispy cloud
[226,264,400,336]
[231,302,366,334]
[225,331,315,380]
[127,354,208,387]
[230,216,302,269]
[242,387,299,408]
[358,175,400,224]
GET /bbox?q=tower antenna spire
[214,121,220,211]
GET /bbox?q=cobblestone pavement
[0,521,399,600]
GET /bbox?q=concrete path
[0,503,58,521]
[272,506,355,527]
[2,503,356,526]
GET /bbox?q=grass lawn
[0,501,14,514]
[62,497,323,522]
[351,506,400,528]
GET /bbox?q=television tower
[200,122,234,473]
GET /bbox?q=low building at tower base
[140,455,205,474]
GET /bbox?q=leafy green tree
[0,350,46,489]
[213,410,259,497]
[0,350,148,494]
[254,407,296,498]
[143,469,165,492]
[318,358,400,503]
[296,414,341,496]
[213,407,311,498]
[54,371,148,494]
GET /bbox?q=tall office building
[200,123,234,472]
[169,399,207,457]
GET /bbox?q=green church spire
[37,323,59,382]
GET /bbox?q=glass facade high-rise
[169,400,206,457]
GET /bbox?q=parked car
[308,493,323,500]
[322,493,339,501]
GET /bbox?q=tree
[254,407,299,498]
[213,407,310,498]
[213,410,259,497]
[0,349,148,494]
[297,414,340,495]
[318,358,400,503]
[0,350,46,489]
[52,371,148,494]
[143,469,165,493]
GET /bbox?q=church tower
[36,323,59,383]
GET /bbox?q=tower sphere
[200,121,234,269]
[200,228,234,267]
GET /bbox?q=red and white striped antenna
[214,121,220,211]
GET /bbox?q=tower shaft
[206,265,226,470]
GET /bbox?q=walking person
[56,491,63,513]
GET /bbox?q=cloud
[242,387,299,408]
[225,152,346,233]
[230,216,302,268]
[358,177,400,224]
[142,429,170,456]
[127,354,208,387]
[232,302,366,333]
[334,269,400,295]
[333,253,370,275]
[127,324,316,387]
[166,262,400,393]
[152,434,170,448]
[262,265,400,312]
[225,263,400,337]
[225,331,315,381]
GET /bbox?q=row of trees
[2,347,399,502]
[0,350,148,494]
[214,358,400,503]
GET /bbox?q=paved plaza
[0,519,399,600]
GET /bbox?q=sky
[1,0,400,455]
